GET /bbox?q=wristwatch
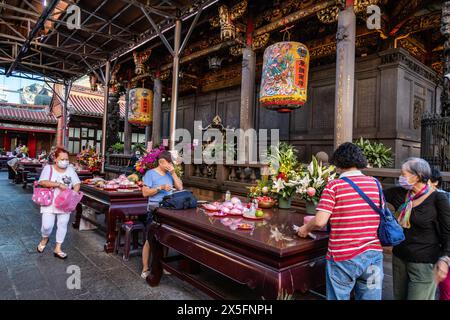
[439,256,450,267]
[156,186,161,192]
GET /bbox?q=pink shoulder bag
[32,165,54,206]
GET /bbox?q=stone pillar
[106,92,121,151]
[333,5,356,149]
[169,19,181,151]
[239,46,256,162]
[240,46,256,131]
[123,86,132,154]
[101,60,110,172]
[151,77,162,145]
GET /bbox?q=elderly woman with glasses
[384,157,450,300]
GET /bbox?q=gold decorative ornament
[353,0,379,14]
[133,48,152,75]
[317,6,339,24]
[209,0,247,41]
[252,33,270,50]
[109,63,121,93]
[229,46,243,57]
[159,69,171,81]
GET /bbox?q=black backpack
[160,190,198,210]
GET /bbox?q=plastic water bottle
[225,190,231,202]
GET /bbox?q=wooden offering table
[16,161,43,185]
[146,207,329,299]
[73,184,148,252]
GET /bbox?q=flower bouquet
[76,147,102,173]
[268,143,302,209]
[294,156,336,214]
[247,179,276,208]
[134,145,183,178]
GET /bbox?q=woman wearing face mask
[384,158,450,300]
[36,147,81,259]
[140,151,183,279]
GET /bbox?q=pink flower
[306,187,316,197]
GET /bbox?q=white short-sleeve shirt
[38,164,81,214]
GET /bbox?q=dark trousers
[7,166,16,180]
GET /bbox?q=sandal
[53,251,68,259]
[36,239,49,253]
[141,270,150,279]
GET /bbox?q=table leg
[146,224,163,287]
[104,208,122,253]
[261,271,295,300]
[72,203,82,229]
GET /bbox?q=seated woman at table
[140,151,183,279]
[36,147,81,259]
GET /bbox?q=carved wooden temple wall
[160,47,439,167]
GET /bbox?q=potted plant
[268,143,301,209]
[294,156,336,214]
[111,142,124,154]
[355,137,393,168]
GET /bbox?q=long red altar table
[73,184,147,252]
[146,207,329,299]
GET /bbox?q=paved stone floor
[0,171,393,300]
[0,172,209,300]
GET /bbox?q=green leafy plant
[268,143,301,200]
[111,142,124,154]
[355,137,393,168]
[132,143,146,154]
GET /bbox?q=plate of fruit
[202,202,221,212]
[256,196,276,209]
[237,223,254,230]
[243,208,265,220]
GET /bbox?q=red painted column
[4,132,10,151]
[56,113,64,147]
[28,134,37,158]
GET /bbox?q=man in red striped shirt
[298,142,383,300]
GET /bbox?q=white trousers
[41,212,71,244]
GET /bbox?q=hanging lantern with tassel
[259,42,309,113]
[128,88,153,127]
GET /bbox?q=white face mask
[57,160,69,169]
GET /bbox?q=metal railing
[421,113,450,190]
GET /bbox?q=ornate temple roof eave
[150,0,338,74]
[378,48,440,85]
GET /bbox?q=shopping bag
[54,189,83,213]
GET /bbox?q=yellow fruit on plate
[127,174,139,182]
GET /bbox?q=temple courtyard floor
[0,172,393,300]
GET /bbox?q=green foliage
[132,143,146,154]
[111,142,124,154]
[355,137,393,168]
[268,142,299,174]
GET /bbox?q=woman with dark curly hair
[298,142,384,300]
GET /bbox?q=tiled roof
[68,94,126,118]
[0,103,57,124]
